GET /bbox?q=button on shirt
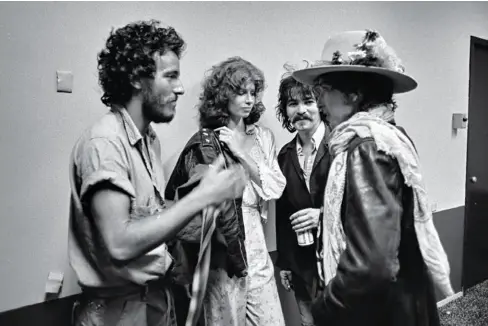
[69,107,173,288]
[296,122,326,191]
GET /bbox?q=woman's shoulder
[252,123,275,139]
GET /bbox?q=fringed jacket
[312,128,440,326]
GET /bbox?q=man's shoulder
[72,110,122,144]
[72,111,126,160]
[85,111,124,140]
[278,136,296,157]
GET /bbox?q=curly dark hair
[276,75,326,133]
[198,57,266,129]
[314,71,397,112]
[97,20,186,107]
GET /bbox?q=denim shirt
[69,107,173,288]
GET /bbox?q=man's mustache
[292,115,312,123]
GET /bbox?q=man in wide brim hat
[291,30,453,326]
[292,30,417,94]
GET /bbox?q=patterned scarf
[317,105,454,297]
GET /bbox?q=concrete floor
[439,280,488,326]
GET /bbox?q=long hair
[198,57,266,129]
[276,75,325,133]
[314,71,397,112]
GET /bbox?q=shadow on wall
[160,81,203,179]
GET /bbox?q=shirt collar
[116,107,157,146]
[245,123,256,135]
[296,121,326,154]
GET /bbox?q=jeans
[292,272,317,326]
[73,283,176,326]
[295,296,315,326]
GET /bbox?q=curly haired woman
[201,57,286,326]
[167,57,286,325]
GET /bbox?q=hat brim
[292,65,418,94]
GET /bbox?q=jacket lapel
[287,135,307,188]
[312,135,328,173]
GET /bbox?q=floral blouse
[242,124,287,221]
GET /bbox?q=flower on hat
[311,30,403,73]
[332,29,405,73]
[347,50,367,62]
[331,51,344,64]
[291,29,417,93]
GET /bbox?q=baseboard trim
[437,291,463,308]
[0,294,79,326]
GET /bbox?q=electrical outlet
[452,113,468,129]
[45,271,64,294]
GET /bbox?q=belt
[76,278,174,326]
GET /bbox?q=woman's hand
[215,126,244,156]
[199,155,247,204]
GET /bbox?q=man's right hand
[280,270,293,291]
[199,155,247,204]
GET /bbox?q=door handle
[470,176,478,183]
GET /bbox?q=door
[463,36,488,291]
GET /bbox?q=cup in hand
[296,229,314,246]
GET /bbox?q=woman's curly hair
[276,75,325,133]
[198,57,266,129]
[97,20,186,107]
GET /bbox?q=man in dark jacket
[275,73,330,326]
[292,29,454,326]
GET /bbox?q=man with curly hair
[68,20,247,326]
[274,73,330,326]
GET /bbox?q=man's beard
[141,87,175,124]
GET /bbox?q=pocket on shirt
[124,198,174,284]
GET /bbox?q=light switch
[45,271,64,294]
[56,70,73,93]
[452,113,468,129]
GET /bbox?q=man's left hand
[290,208,320,233]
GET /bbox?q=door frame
[462,35,488,293]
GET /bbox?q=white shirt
[296,121,326,191]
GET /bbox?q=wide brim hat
[292,30,417,94]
